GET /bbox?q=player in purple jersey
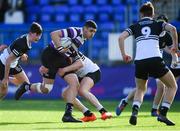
[15,20,97,123]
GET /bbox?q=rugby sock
[23,82,31,91]
[159,102,171,116]
[132,105,139,116]
[84,110,93,116]
[124,97,129,103]
[99,108,107,114]
[132,101,141,116]
[82,108,89,114]
[152,104,159,110]
[64,103,73,116]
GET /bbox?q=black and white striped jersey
[0,34,31,68]
[125,17,167,60]
[76,51,99,78]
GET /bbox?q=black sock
[84,110,93,116]
[64,103,73,116]
[132,105,139,116]
[99,108,107,114]
[159,106,169,117]
[23,82,31,91]
[151,108,157,112]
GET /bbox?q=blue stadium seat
[55,14,66,22]
[27,13,39,23]
[83,13,96,21]
[70,6,84,13]
[101,31,109,39]
[91,48,99,59]
[113,5,126,13]
[111,0,122,5]
[85,6,98,13]
[96,0,108,5]
[99,22,115,31]
[130,5,139,22]
[82,0,93,5]
[68,0,78,5]
[55,5,69,14]
[99,6,113,13]
[113,13,124,22]
[126,0,137,4]
[69,14,81,22]
[92,39,103,49]
[27,6,40,14]
[41,6,54,14]
[39,0,49,5]
[98,13,109,22]
[140,0,150,4]
[25,0,34,6]
[40,14,52,23]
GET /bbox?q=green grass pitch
[0,100,180,131]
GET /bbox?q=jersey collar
[141,17,153,20]
[26,34,32,49]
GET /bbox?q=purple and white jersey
[50,27,86,61]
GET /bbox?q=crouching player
[60,52,112,122]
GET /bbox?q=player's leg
[10,70,30,86]
[0,82,8,99]
[151,79,165,116]
[78,77,112,120]
[62,87,96,122]
[129,78,148,125]
[15,76,54,100]
[116,88,136,116]
[61,73,82,122]
[158,70,177,125]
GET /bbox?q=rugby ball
[60,37,72,48]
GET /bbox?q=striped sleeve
[125,25,134,35]
[162,22,168,31]
[12,49,20,57]
[10,39,25,57]
[61,27,78,39]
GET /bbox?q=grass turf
[0,100,180,131]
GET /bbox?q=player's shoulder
[11,34,27,49]
[14,34,27,44]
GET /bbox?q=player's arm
[118,31,132,63]
[164,46,178,62]
[164,24,178,52]
[58,59,84,76]
[0,44,7,51]
[50,30,63,48]
[2,52,17,87]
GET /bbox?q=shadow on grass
[0,100,180,112]
[0,121,59,126]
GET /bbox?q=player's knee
[69,82,79,89]
[0,87,8,98]
[61,89,66,98]
[78,88,87,97]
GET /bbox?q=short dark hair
[84,20,97,29]
[139,2,154,17]
[157,14,168,22]
[29,22,42,35]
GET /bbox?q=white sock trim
[152,104,159,109]
[132,101,141,108]
[162,102,171,109]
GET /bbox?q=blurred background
[0,0,180,100]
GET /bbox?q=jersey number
[141,26,151,38]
